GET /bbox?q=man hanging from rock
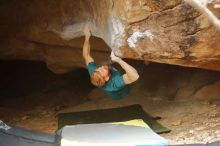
[82,25,139,100]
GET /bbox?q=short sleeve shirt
[87,62,128,99]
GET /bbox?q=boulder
[0,0,220,73]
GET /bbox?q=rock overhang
[0,0,220,73]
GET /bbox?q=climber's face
[96,65,110,79]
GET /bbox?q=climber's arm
[83,25,94,65]
[111,52,139,84]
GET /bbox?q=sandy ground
[0,61,220,145]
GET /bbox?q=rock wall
[0,0,220,73]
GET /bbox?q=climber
[82,25,139,99]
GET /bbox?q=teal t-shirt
[87,62,128,100]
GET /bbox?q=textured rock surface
[0,0,220,73]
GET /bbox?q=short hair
[90,71,106,87]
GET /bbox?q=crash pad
[58,104,170,134]
[59,119,170,146]
[0,120,58,146]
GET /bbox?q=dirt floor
[0,60,220,145]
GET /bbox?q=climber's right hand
[84,24,91,39]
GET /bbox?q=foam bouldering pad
[0,120,58,146]
[58,104,170,134]
[59,120,170,146]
